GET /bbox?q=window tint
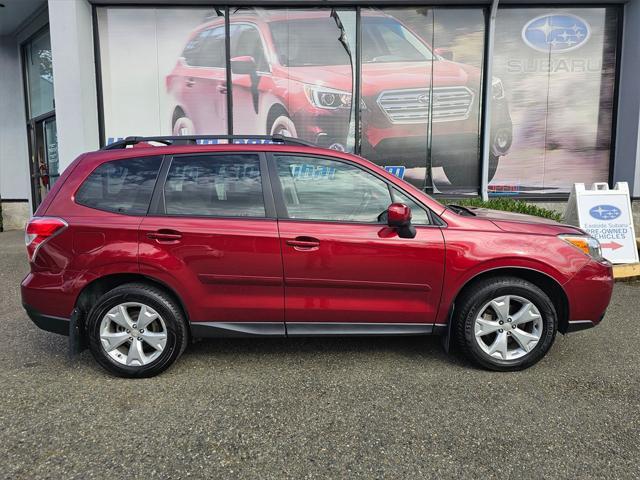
[230,24,269,71]
[76,156,162,215]
[276,155,392,222]
[391,188,430,225]
[183,27,225,67]
[164,154,265,217]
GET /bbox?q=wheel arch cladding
[75,273,191,335]
[452,268,570,335]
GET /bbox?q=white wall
[614,0,640,197]
[48,0,99,171]
[0,35,31,202]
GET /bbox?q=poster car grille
[377,87,474,124]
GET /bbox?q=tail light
[25,217,68,262]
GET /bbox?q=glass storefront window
[229,8,357,153]
[360,8,485,193]
[24,29,54,119]
[490,7,619,195]
[95,5,620,198]
[97,8,222,141]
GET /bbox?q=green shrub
[442,197,563,222]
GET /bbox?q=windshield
[269,16,433,67]
[362,18,434,63]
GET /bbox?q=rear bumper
[23,303,70,336]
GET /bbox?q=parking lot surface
[1,229,639,479]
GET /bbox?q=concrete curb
[613,263,640,281]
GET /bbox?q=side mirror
[387,203,416,239]
[434,47,453,61]
[231,55,257,75]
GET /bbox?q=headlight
[559,235,603,261]
[304,85,366,110]
[492,77,505,100]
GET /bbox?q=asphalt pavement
[0,229,638,479]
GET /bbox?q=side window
[391,188,431,225]
[276,155,392,222]
[230,24,269,71]
[164,154,265,217]
[76,156,162,215]
[183,27,225,67]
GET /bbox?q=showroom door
[27,114,58,209]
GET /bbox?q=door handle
[286,236,320,250]
[147,230,182,242]
[217,84,227,94]
[186,78,196,87]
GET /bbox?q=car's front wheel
[87,283,188,377]
[455,276,557,371]
[442,155,499,187]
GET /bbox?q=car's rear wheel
[87,283,188,378]
[455,276,557,371]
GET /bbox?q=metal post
[480,0,499,201]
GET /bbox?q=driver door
[271,154,445,330]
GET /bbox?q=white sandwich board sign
[565,182,638,264]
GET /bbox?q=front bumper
[562,259,614,333]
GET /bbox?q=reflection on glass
[230,8,357,153]
[44,118,59,187]
[490,7,618,195]
[359,8,486,194]
[164,154,265,217]
[24,29,54,119]
[276,155,391,222]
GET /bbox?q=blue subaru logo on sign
[522,14,590,53]
[589,204,621,221]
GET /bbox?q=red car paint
[22,143,613,342]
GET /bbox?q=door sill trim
[286,322,435,337]
[190,322,440,338]
[190,322,286,338]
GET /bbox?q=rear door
[177,26,228,134]
[139,152,284,335]
[269,153,446,334]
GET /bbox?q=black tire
[442,155,499,187]
[454,276,557,371]
[87,283,188,378]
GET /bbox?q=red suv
[21,135,612,377]
[166,10,512,186]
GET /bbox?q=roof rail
[101,135,317,150]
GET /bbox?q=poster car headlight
[304,85,365,110]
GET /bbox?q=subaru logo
[522,14,590,53]
[589,204,621,221]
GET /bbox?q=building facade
[1,0,639,230]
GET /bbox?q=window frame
[147,151,276,219]
[266,152,438,226]
[74,155,164,216]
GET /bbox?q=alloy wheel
[474,295,543,361]
[99,302,168,367]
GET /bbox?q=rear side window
[163,154,265,217]
[75,156,162,215]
